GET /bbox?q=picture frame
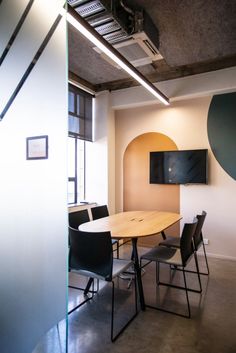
[26,135,48,160]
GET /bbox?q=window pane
[68,180,75,204]
[68,91,74,113]
[77,140,85,201]
[68,137,75,177]
[68,84,91,204]
[77,95,84,116]
[69,116,85,137]
[69,115,80,135]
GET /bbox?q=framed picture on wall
[26,135,48,160]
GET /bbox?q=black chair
[159,211,209,276]
[68,209,96,294]
[91,205,120,258]
[68,209,90,229]
[140,219,201,318]
[68,227,137,342]
[90,204,109,219]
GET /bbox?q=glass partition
[0,1,68,352]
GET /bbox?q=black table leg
[132,238,145,310]
[161,231,166,240]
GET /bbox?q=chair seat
[141,246,183,266]
[71,258,133,281]
[159,235,180,248]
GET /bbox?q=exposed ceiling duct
[67,0,163,67]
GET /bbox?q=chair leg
[68,277,97,315]
[156,262,160,285]
[169,253,202,294]
[202,242,210,275]
[111,281,115,342]
[194,251,202,293]
[171,244,210,276]
[158,264,202,294]
[146,262,192,318]
[182,268,191,318]
[84,278,94,295]
[111,277,138,342]
[68,295,93,315]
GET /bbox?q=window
[68,83,93,142]
[68,137,85,204]
[68,83,93,204]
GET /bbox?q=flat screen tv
[150,149,208,184]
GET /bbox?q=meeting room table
[79,210,182,310]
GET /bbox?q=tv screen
[150,149,208,184]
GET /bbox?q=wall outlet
[203,238,209,245]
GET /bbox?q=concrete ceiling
[68,0,236,92]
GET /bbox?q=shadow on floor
[33,245,236,353]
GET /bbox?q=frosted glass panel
[0,1,68,353]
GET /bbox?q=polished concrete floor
[34,244,236,353]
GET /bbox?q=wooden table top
[79,211,181,239]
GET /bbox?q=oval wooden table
[79,211,182,310]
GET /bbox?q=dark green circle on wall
[208,92,236,180]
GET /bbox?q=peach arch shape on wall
[123,132,180,247]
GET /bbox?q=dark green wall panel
[208,92,236,180]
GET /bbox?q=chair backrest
[180,219,198,266]
[91,205,109,220]
[68,209,90,229]
[193,211,207,250]
[69,227,113,281]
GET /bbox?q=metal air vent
[69,0,132,40]
[68,0,88,6]
[103,29,130,43]
[94,36,163,68]
[68,0,163,67]
[112,32,163,67]
[74,0,105,18]
[143,39,159,56]
[87,13,114,27]
[95,21,120,36]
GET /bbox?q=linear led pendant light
[67,5,169,106]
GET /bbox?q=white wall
[115,96,236,260]
[0,1,68,353]
[107,98,116,214]
[86,91,116,213]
